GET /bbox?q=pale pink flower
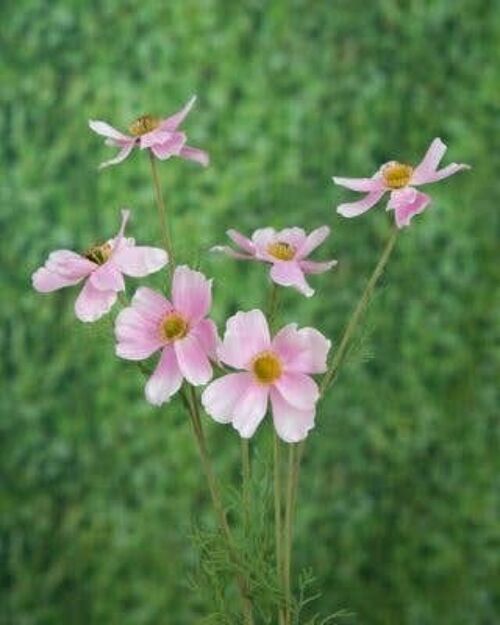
[32,210,168,323]
[115,266,218,406]
[202,310,330,443]
[89,96,209,170]
[212,226,337,297]
[333,138,470,228]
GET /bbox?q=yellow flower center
[267,241,295,261]
[382,162,414,189]
[160,312,188,342]
[84,242,112,265]
[129,114,161,137]
[252,351,282,384]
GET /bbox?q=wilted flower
[212,226,336,297]
[32,210,168,322]
[115,266,218,405]
[333,138,470,228]
[202,310,330,443]
[89,96,209,169]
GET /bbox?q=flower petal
[390,190,431,228]
[45,250,96,279]
[201,372,253,424]
[88,120,131,142]
[145,346,183,406]
[74,280,117,322]
[98,142,135,170]
[175,333,213,385]
[296,226,330,259]
[272,324,330,374]
[179,145,210,167]
[159,95,197,132]
[270,261,314,297]
[149,133,186,159]
[210,245,255,260]
[114,243,168,277]
[129,287,172,323]
[172,265,212,324]
[336,190,385,218]
[270,388,315,443]
[333,176,384,192]
[218,310,271,369]
[299,259,337,274]
[411,138,447,184]
[232,383,269,439]
[191,318,219,361]
[274,372,319,410]
[115,305,164,361]
[89,262,125,292]
[32,267,82,292]
[227,229,256,255]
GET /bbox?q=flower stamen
[267,241,295,261]
[382,162,414,189]
[252,351,282,384]
[129,114,161,137]
[84,242,112,265]
[160,312,188,342]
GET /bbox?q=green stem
[273,431,286,625]
[283,444,295,624]
[148,152,174,272]
[241,439,251,534]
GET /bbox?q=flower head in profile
[333,138,470,228]
[89,96,209,170]
[115,266,219,406]
[212,226,336,297]
[32,210,168,322]
[202,310,330,443]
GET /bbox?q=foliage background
[1,0,499,623]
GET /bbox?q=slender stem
[148,152,174,271]
[241,439,251,533]
[183,387,255,625]
[283,444,295,624]
[273,431,286,625]
[320,227,398,396]
[267,283,280,330]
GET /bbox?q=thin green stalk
[273,431,286,625]
[241,439,251,533]
[148,152,174,271]
[283,444,295,624]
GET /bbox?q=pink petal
[251,228,277,252]
[149,133,186,159]
[411,138,447,184]
[201,372,253,424]
[32,267,82,292]
[74,280,117,322]
[179,145,210,167]
[174,333,213,385]
[299,259,337,274]
[227,229,256,255]
[274,372,319,410]
[88,120,132,142]
[145,346,183,406]
[336,190,386,218]
[129,287,172,323]
[390,189,431,229]
[296,226,330,259]
[269,261,314,297]
[333,176,384,192]
[172,265,212,324]
[45,250,96,279]
[218,310,271,369]
[274,227,307,249]
[89,262,125,292]
[232,383,269,438]
[210,245,255,260]
[191,318,219,361]
[159,95,197,132]
[113,243,168,277]
[98,142,135,170]
[115,306,164,361]
[139,129,175,149]
[272,324,330,374]
[416,163,470,185]
[270,388,315,443]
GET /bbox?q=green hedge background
[1,1,499,623]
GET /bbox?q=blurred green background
[1,0,499,623]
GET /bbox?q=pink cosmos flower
[333,138,470,228]
[32,210,168,323]
[115,266,218,406]
[89,96,209,170]
[202,310,331,443]
[212,226,337,297]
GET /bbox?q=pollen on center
[84,242,112,265]
[129,114,161,137]
[382,161,414,189]
[252,351,282,384]
[267,241,295,261]
[160,312,188,342]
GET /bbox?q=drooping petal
[89,262,125,292]
[232,383,269,439]
[299,259,337,274]
[333,175,384,192]
[210,245,255,260]
[272,324,330,374]
[389,189,431,229]
[269,261,314,297]
[296,225,330,259]
[201,372,253,424]
[145,346,183,406]
[270,388,315,443]
[218,310,271,369]
[129,287,172,324]
[179,145,210,167]
[172,265,212,324]
[159,95,197,132]
[274,372,319,410]
[336,190,386,218]
[88,120,132,142]
[45,250,96,279]
[32,267,83,292]
[174,333,213,385]
[149,133,187,159]
[139,129,175,149]
[115,305,164,361]
[98,142,135,170]
[113,243,168,277]
[227,229,256,255]
[191,318,219,361]
[74,280,117,322]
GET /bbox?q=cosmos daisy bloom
[32,210,168,322]
[89,95,209,170]
[115,266,219,406]
[212,226,337,297]
[202,310,331,443]
[333,138,470,228]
